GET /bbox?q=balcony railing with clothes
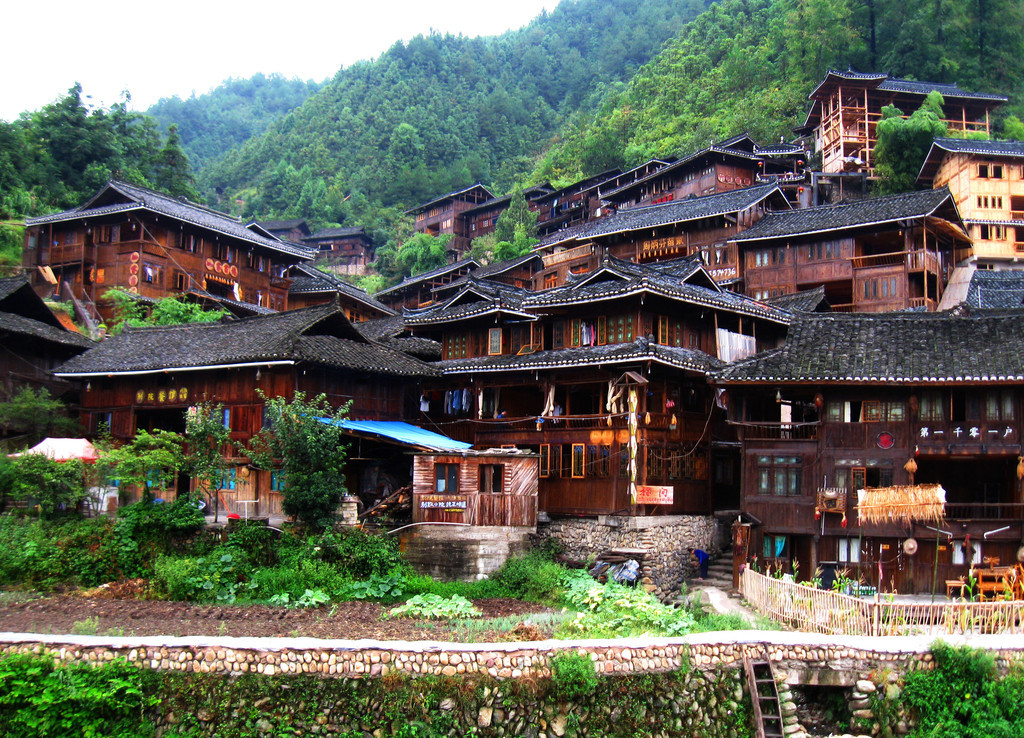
[727,421,819,440]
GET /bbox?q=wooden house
[412,449,538,527]
[599,136,809,211]
[918,138,1024,267]
[731,188,971,309]
[799,70,1007,176]
[534,184,790,289]
[256,219,311,244]
[532,165,654,239]
[302,226,375,276]
[407,184,494,257]
[52,302,438,514]
[286,263,394,322]
[0,276,94,424]
[375,258,479,311]
[461,185,553,240]
[404,256,791,518]
[23,180,315,326]
[712,308,1024,595]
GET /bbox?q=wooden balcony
[542,244,594,267]
[46,243,91,266]
[944,502,1024,521]
[269,276,293,289]
[727,421,819,441]
[850,250,940,273]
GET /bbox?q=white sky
[0,0,562,123]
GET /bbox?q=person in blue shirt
[689,547,709,580]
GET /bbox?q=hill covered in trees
[533,0,1024,183]
[197,0,710,235]
[147,74,324,170]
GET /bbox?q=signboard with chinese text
[418,494,468,513]
[637,485,674,505]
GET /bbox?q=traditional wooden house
[731,188,971,308]
[461,185,553,240]
[257,219,311,244]
[375,258,479,311]
[405,256,791,518]
[534,183,790,289]
[532,168,626,238]
[52,302,438,513]
[302,226,375,276]
[918,138,1024,268]
[712,308,1024,594]
[407,184,494,257]
[0,276,93,413]
[799,70,1007,176]
[286,263,394,322]
[600,136,809,211]
[23,180,315,326]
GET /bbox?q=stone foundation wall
[540,515,717,599]
[2,632,1021,737]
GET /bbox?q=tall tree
[153,125,200,200]
[874,91,948,194]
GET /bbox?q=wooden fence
[740,568,1024,636]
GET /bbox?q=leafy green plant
[5,454,85,518]
[305,528,403,580]
[484,550,568,604]
[154,550,256,603]
[387,594,482,620]
[550,651,599,700]
[558,570,696,638]
[343,571,406,601]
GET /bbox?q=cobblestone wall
[540,515,717,599]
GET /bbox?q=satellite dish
[903,538,919,556]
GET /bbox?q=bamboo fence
[741,568,1024,636]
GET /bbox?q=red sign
[876,431,895,449]
[637,485,674,505]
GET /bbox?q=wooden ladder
[744,646,784,738]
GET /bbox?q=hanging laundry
[419,394,430,412]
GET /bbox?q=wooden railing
[850,250,940,273]
[741,568,1024,635]
[727,421,819,440]
[542,244,594,267]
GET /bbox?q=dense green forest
[534,0,1024,182]
[147,74,324,170]
[199,0,710,238]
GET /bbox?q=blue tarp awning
[318,418,472,452]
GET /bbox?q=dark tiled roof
[460,184,554,216]
[525,256,791,324]
[405,183,494,215]
[918,138,1024,183]
[765,286,830,313]
[438,337,722,375]
[354,315,441,360]
[0,311,95,349]
[732,188,957,241]
[294,336,438,377]
[601,146,762,200]
[54,303,431,377]
[963,270,1024,309]
[28,181,315,260]
[543,184,784,247]
[304,226,368,240]
[258,219,308,231]
[287,264,393,314]
[375,259,480,298]
[185,289,278,317]
[713,308,1024,384]
[0,277,27,302]
[405,280,534,326]
[442,254,542,291]
[755,143,805,156]
[810,70,1008,103]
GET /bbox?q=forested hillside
[147,74,323,170]
[200,0,710,236]
[534,0,1024,182]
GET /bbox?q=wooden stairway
[743,646,784,738]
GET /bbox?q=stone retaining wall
[3,632,1021,737]
[540,515,716,599]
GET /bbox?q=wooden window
[952,539,982,566]
[860,402,904,422]
[435,463,459,493]
[984,390,1015,421]
[571,444,586,478]
[544,272,558,289]
[479,465,504,494]
[142,262,161,284]
[570,319,582,347]
[837,538,861,563]
[597,316,607,345]
[918,392,945,421]
[221,408,232,430]
[657,316,669,344]
[539,445,551,478]
[646,447,664,480]
[756,456,801,496]
[270,470,286,491]
[552,321,565,350]
[762,534,788,559]
[488,327,502,355]
[174,271,188,291]
[220,468,237,491]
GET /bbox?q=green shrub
[153,550,256,603]
[225,520,276,565]
[558,570,696,638]
[0,653,157,737]
[402,570,504,600]
[550,651,599,700]
[485,551,568,603]
[308,528,402,580]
